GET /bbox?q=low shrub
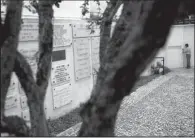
[151,61,171,75]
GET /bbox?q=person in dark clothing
[182,43,191,69]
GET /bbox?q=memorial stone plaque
[51,64,71,86]
[72,23,91,38]
[52,83,72,109]
[73,38,91,80]
[20,96,28,109]
[19,49,38,79]
[19,19,38,41]
[93,74,97,86]
[7,88,15,98]
[53,23,72,47]
[189,16,195,24]
[5,97,18,110]
[7,73,18,98]
[51,50,71,86]
[22,110,30,121]
[173,19,184,25]
[90,25,100,37]
[190,19,195,24]
[184,18,190,24]
[50,49,72,109]
[19,84,25,95]
[91,37,100,74]
[4,111,21,118]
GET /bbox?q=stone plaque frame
[73,38,92,81]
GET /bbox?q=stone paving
[57,68,194,136]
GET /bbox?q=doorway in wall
[166,46,183,69]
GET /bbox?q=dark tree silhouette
[78,0,183,136]
[1,0,54,136]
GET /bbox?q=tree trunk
[14,0,54,136]
[78,0,181,136]
[1,0,54,136]
[1,0,23,122]
[14,51,49,136]
[0,0,30,136]
[99,0,122,64]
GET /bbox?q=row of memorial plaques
[19,19,100,45]
[50,49,73,109]
[73,37,100,81]
[19,20,73,47]
[5,74,31,123]
[173,18,195,25]
[91,37,100,74]
[51,65,72,109]
[52,83,72,109]
[73,38,92,80]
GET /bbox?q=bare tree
[1,0,55,136]
[1,0,194,137]
[1,0,24,136]
[78,0,183,136]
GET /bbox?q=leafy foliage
[80,0,89,16]
[53,0,62,8]
[1,0,63,14]
[80,0,105,34]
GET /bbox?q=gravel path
[48,75,158,136]
[57,68,194,136]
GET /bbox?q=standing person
[182,43,191,68]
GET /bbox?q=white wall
[142,24,194,76]
[89,1,123,18]
[164,25,194,68]
[1,1,89,19]
[2,1,101,122]
[53,1,89,18]
[4,17,98,123]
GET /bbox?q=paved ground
[57,68,194,137]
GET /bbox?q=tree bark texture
[1,1,23,134]
[1,0,53,136]
[78,0,181,136]
[1,0,23,115]
[99,0,122,65]
[14,0,54,136]
[0,0,31,136]
[14,52,49,136]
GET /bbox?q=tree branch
[102,1,145,66]
[1,0,23,47]
[10,0,53,136]
[99,0,122,64]
[14,51,39,100]
[1,116,30,136]
[1,37,14,117]
[110,0,181,99]
[14,51,49,136]
[36,0,53,98]
[1,0,23,117]
[30,0,39,13]
[78,0,181,136]
[92,1,144,94]
[1,0,53,136]
[12,0,54,136]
